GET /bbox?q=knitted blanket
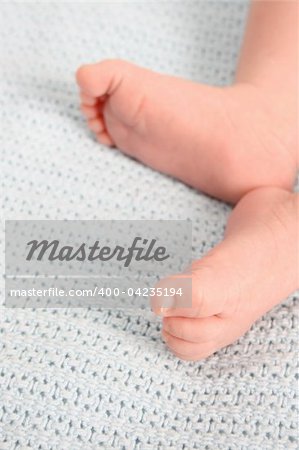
[0,2,298,449]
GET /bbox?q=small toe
[80,92,98,106]
[80,104,101,120]
[163,315,223,344]
[96,131,115,147]
[162,330,217,360]
[88,117,105,134]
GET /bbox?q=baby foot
[76,59,296,203]
[152,187,298,360]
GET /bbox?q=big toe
[76,59,135,97]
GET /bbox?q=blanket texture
[0,2,298,449]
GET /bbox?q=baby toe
[80,104,101,120]
[88,117,105,134]
[163,315,223,343]
[162,330,217,360]
[96,131,115,147]
[80,92,98,106]
[76,59,131,97]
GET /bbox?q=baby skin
[76,1,298,360]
